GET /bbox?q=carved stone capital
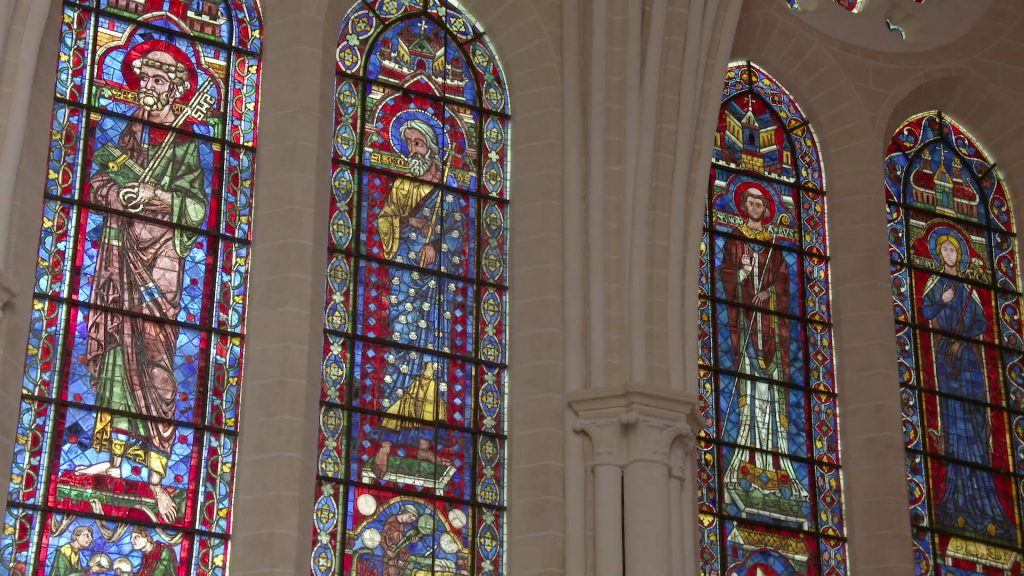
[569,396,628,467]
[569,385,702,468]
[669,440,693,482]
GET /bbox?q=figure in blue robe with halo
[921,230,1015,545]
[370,117,464,483]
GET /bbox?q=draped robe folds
[719,229,809,507]
[135,542,178,576]
[85,117,206,478]
[49,544,86,576]
[921,275,1016,545]
[381,514,420,576]
[376,177,463,445]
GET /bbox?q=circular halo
[926,223,972,274]
[356,494,378,516]
[731,179,777,224]
[122,39,200,104]
[447,508,467,529]
[360,527,381,549]
[388,109,447,161]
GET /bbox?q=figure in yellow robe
[370,120,465,480]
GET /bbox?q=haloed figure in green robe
[77,44,207,525]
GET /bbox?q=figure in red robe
[720,185,809,525]
[130,527,178,576]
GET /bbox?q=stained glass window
[1,1,261,574]
[833,0,868,12]
[887,112,1024,574]
[310,2,509,576]
[697,61,847,576]
[886,19,908,39]
[784,0,868,13]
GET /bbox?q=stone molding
[569,385,701,466]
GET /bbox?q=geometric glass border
[311,2,509,576]
[697,61,848,576]
[2,1,262,575]
[886,111,1024,574]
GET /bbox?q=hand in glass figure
[371,119,462,482]
[77,43,207,525]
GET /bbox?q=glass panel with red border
[1,2,262,574]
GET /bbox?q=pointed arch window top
[337,0,509,115]
[716,61,823,192]
[3,0,263,574]
[57,1,262,147]
[885,111,1009,233]
[888,111,1024,573]
[311,2,510,576]
[699,61,846,576]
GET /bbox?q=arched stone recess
[0,1,61,522]
[228,0,562,574]
[879,74,1024,575]
[311,3,516,576]
[883,72,1024,229]
[719,3,1024,575]
[883,107,1024,575]
[696,58,853,575]
[727,7,908,575]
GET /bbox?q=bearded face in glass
[131,50,190,113]
[402,121,441,179]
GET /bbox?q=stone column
[558,3,743,572]
[571,412,625,576]
[570,387,701,576]
[670,437,699,576]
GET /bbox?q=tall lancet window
[887,112,1024,574]
[310,2,509,576]
[1,1,262,574]
[697,61,847,576]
